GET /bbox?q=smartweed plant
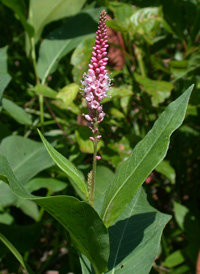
[0,9,194,274]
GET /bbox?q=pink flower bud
[96,156,101,160]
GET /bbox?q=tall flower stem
[80,10,112,207]
[90,133,98,206]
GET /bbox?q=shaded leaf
[26,0,86,52]
[31,84,57,99]
[0,46,11,98]
[71,37,95,82]
[25,177,67,193]
[75,126,103,154]
[134,73,174,106]
[1,0,34,37]
[37,11,99,83]
[155,160,176,183]
[2,98,32,125]
[0,135,54,185]
[163,250,185,268]
[102,85,133,103]
[0,232,34,274]
[80,188,171,274]
[56,83,79,107]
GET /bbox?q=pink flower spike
[85,114,93,122]
[96,156,101,160]
[80,10,112,134]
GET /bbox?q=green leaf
[0,155,109,274]
[134,73,174,106]
[25,177,67,193]
[17,199,39,221]
[0,232,34,274]
[30,84,57,99]
[26,0,86,52]
[71,37,95,82]
[0,212,14,225]
[94,166,115,215]
[38,130,89,199]
[56,83,79,107]
[0,182,17,207]
[102,85,133,103]
[2,98,32,125]
[107,188,170,273]
[0,135,54,185]
[1,0,34,37]
[80,188,171,274]
[155,160,176,183]
[163,250,185,268]
[75,126,104,154]
[0,46,11,98]
[174,202,200,240]
[37,11,98,83]
[101,85,193,227]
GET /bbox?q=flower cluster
[81,10,111,134]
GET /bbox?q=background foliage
[0,0,199,273]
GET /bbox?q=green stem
[134,45,146,77]
[90,133,98,207]
[39,94,44,133]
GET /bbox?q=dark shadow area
[47,13,98,40]
[108,212,156,269]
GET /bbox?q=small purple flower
[81,10,112,135]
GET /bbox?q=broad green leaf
[2,98,32,125]
[174,202,200,240]
[30,84,57,98]
[0,233,34,274]
[163,250,185,268]
[37,11,98,83]
[102,85,133,103]
[71,37,95,82]
[0,46,11,98]
[1,0,34,37]
[38,130,89,199]
[94,166,115,215]
[108,2,135,26]
[0,155,109,274]
[26,0,85,53]
[102,136,132,168]
[134,73,174,106]
[155,160,176,183]
[0,182,17,207]
[0,135,54,185]
[25,177,67,193]
[0,213,14,225]
[80,188,171,274]
[107,188,170,274]
[56,83,79,107]
[75,126,104,154]
[17,199,39,221]
[101,85,193,227]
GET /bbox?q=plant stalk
[90,133,98,207]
